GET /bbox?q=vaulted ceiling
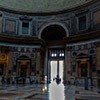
[0,0,92,13]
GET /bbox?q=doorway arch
[39,23,68,41]
[40,23,67,84]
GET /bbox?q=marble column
[64,47,67,83]
[44,48,48,83]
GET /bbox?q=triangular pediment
[77,53,88,57]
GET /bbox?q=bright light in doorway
[50,60,64,83]
[51,61,57,81]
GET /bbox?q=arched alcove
[41,25,66,42]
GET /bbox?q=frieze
[88,48,96,55]
[70,43,96,52]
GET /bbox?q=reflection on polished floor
[49,82,65,100]
[0,82,75,100]
[0,82,100,100]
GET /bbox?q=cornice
[0,29,99,46]
[64,29,100,43]
[0,35,46,46]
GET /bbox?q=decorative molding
[2,16,18,34]
[19,16,32,21]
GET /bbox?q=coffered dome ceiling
[0,0,93,13]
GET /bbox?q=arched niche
[40,24,66,42]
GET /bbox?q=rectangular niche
[93,10,100,28]
[5,19,16,33]
[2,17,18,34]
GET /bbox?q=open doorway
[49,60,64,83]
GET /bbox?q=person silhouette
[56,75,61,84]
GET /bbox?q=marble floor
[0,82,100,100]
